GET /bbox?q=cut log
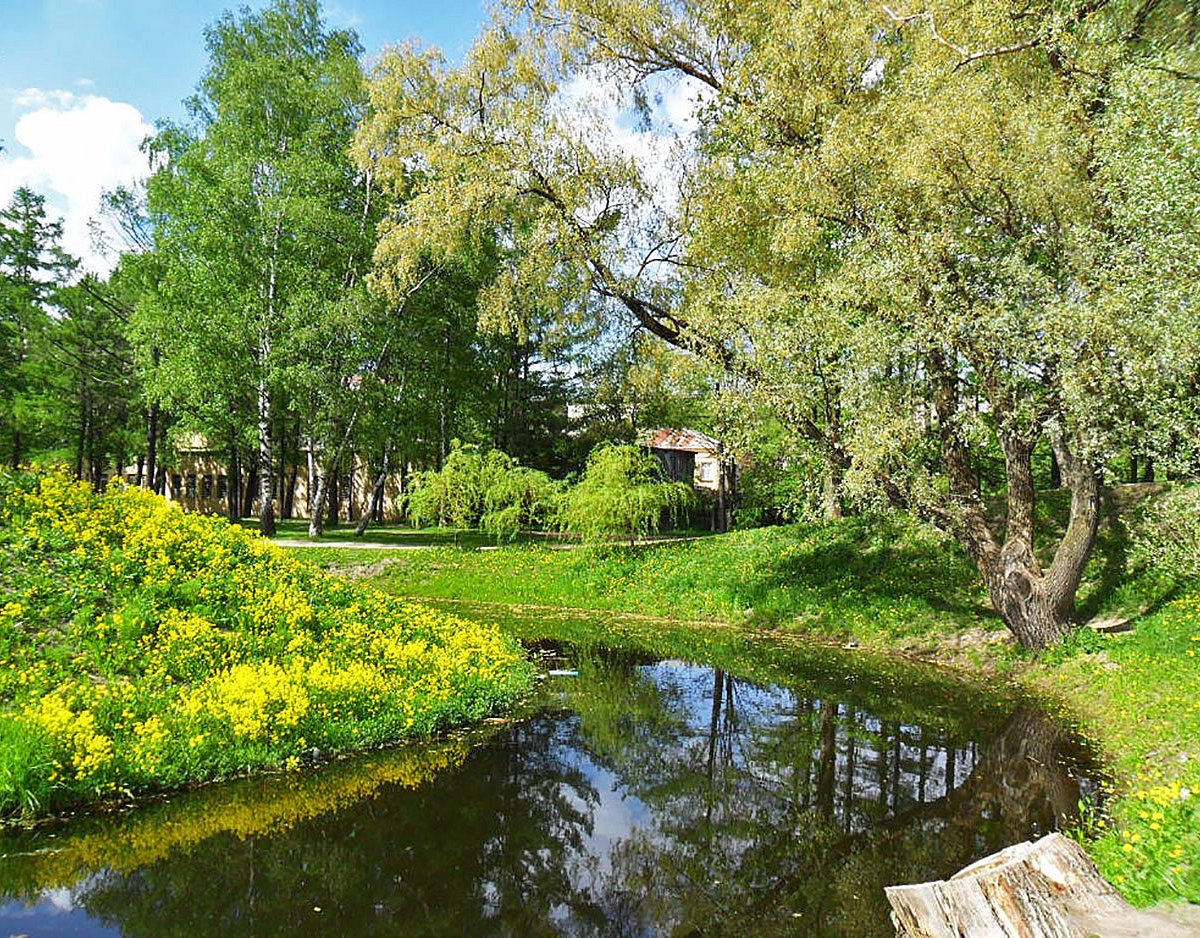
[886,832,1200,937]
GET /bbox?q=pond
[0,617,1096,937]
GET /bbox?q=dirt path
[272,534,715,551]
[272,539,430,550]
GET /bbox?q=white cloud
[1,88,153,275]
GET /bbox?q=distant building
[642,427,735,531]
[117,433,403,523]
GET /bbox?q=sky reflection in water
[0,639,1095,937]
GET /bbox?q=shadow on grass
[706,516,996,628]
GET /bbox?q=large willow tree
[356,0,1200,648]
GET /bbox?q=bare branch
[877,3,1042,69]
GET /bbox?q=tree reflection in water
[0,645,1094,938]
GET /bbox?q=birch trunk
[356,452,390,536]
[307,469,329,539]
[257,366,276,536]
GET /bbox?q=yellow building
[118,434,404,522]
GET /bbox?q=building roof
[643,427,723,454]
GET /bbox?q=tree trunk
[257,385,276,536]
[356,455,389,536]
[243,462,258,524]
[285,466,298,519]
[822,451,844,519]
[398,459,408,523]
[73,402,87,480]
[278,419,290,520]
[144,402,159,490]
[256,332,276,536]
[327,469,340,526]
[228,446,241,520]
[978,434,1100,650]
[887,833,1200,938]
[307,468,329,539]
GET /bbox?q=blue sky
[0,0,489,271]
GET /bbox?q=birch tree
[144,0,374,534]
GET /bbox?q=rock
[1086,615,1133,634]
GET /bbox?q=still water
[0,628,1095,937]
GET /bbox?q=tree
[405,441,562,541]
[560,443,692,545]
[45,276,142,486]
[142,0,376,535]
[0,188,75,468]
[357,0,1200,647]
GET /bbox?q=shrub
[559,443,694,545]
[406,442,562,541]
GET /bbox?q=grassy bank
[360,514,1001,648]
[297,496,1199,907]
[0,471,533,820]
[1037,595,1200,905]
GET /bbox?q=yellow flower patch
[0,470,533,819]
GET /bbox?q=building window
[698,462,716,483]
[218,475,228,499]
[171,474,182,496]
[186,474,198,498]
[201,475,213,499]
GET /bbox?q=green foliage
[405,442,562,541]
[0,470,532,820]
[559,443,693,545]
[0,188,78,469]
[1133,485,1200,582]
[358,0,1200,644]
[138,0,379,529]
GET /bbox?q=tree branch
[876,3,1042,69]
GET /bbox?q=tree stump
[886,833,1200,937]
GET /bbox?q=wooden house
[642,427,735,531]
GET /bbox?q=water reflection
[0,642,1093,937]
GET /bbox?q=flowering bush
[0,470,532,819]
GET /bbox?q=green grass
[282,484,1178,652]
[321,514,1002,647]
[1030,594,1200,905]
[253,518,716,549]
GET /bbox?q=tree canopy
[2,0,1197,648]
[354,0,1200,646]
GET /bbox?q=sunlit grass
[305,496,1200,908]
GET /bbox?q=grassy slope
[365,514,1000,648]
[288,485,1199,906]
